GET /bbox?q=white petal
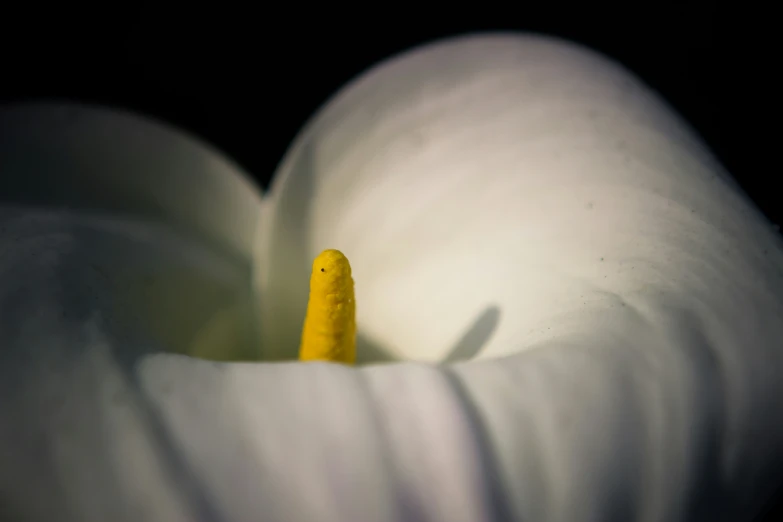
[261,33,783,520]
[0,207,258,521]
[138,354,504,522]
[0,104,266,360]
[0,103,263,273]
[0,107,266,518]
[266,33,780,363]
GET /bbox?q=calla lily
[1,33,782,522]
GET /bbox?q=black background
[1,4,780,520]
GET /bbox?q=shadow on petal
[440,367,515,522]
[443,305,501,364]
[355,330,401,365]
[0,210,223,522]
[121,348,224,522]
[355,305,501,365]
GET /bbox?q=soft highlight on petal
[261,32,783,520]
[266,33,780,364]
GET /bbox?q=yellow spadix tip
[298,249,356,364]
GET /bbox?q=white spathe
[0,33,782,522]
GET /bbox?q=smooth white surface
[1,33,782,522]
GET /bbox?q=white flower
[1,34,782,522]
